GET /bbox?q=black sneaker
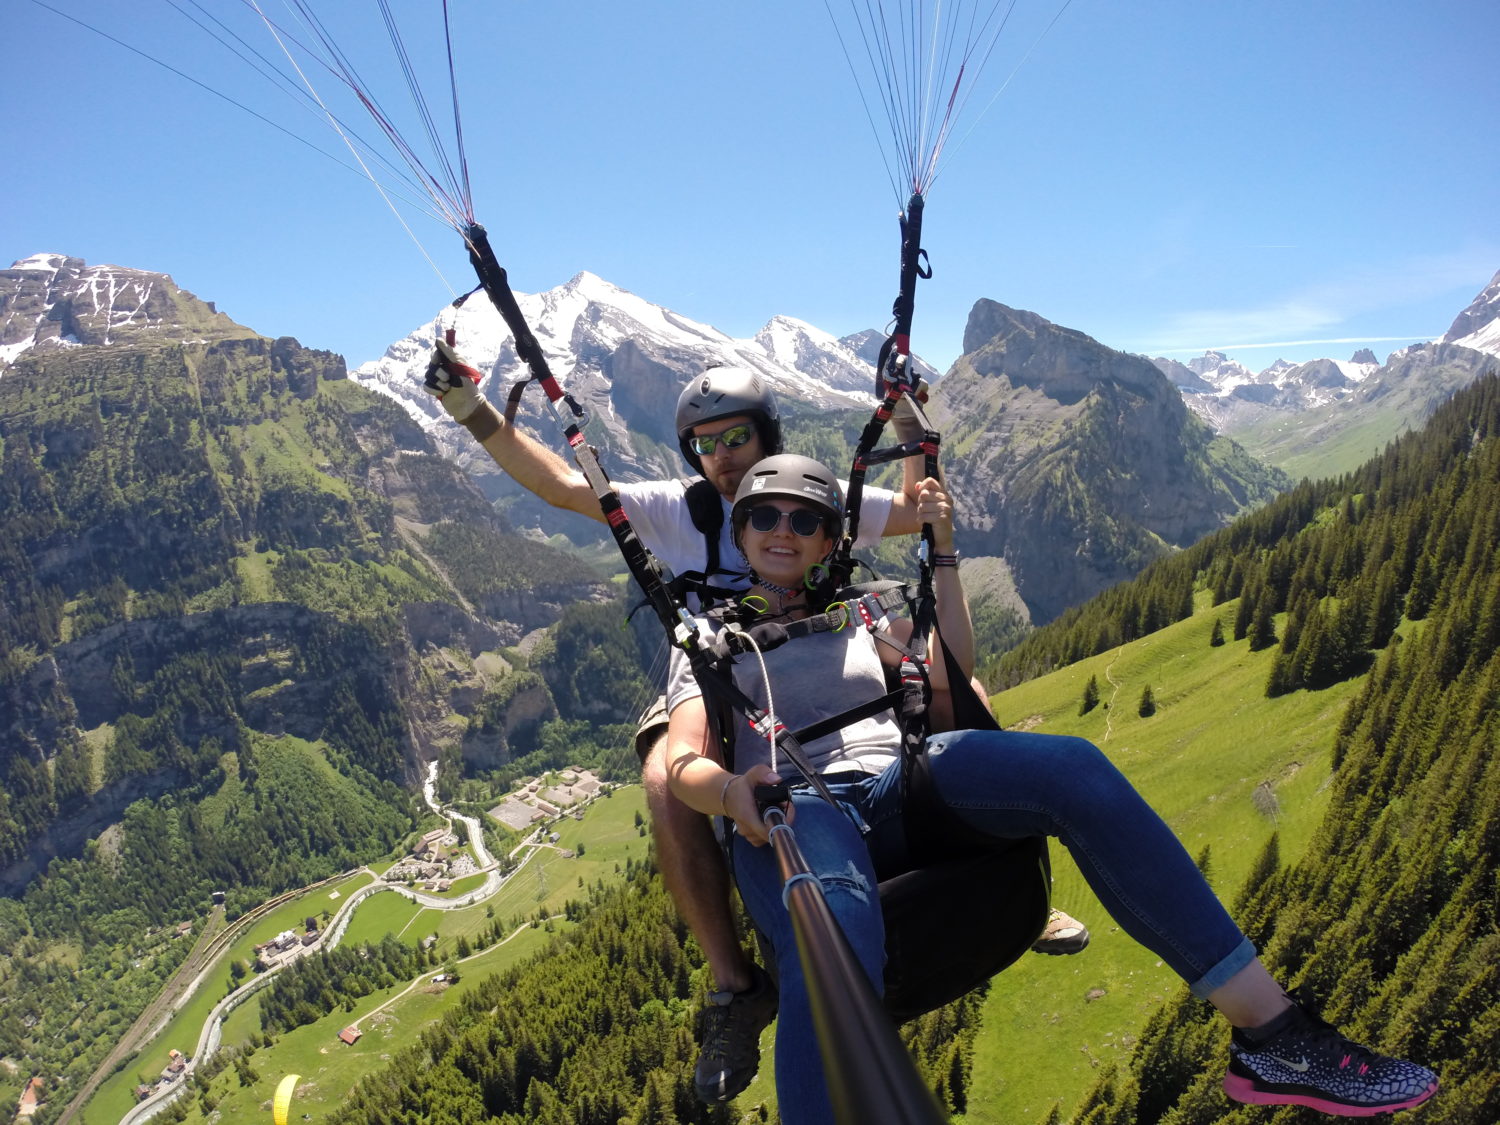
[693,964,778,1104]
[1225,998,1438,1116]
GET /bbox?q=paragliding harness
[676,193,1049,1020]
[696,576,1050,1021]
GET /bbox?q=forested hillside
[0,334,627,1115]
[998,375,1500,1122]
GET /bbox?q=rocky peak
[1152,355,1215,394]
[962,298,1169,404]
[934,296,1285,622]
[1350,348,1379,365]
[1443,268,1500,357]
[0,254,252,368]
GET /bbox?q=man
[424,344,1087,1102]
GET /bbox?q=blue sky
[7,1,1498,375]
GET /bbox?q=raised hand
[423,335,486,423]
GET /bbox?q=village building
[16,1076,43,1119]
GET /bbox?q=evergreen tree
[1080,674,1101,715]
[1208,617,1225,647]
[1248,594,1278,651]
[1233,585,1256,642]
[1137,685,1156,717]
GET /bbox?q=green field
[80,869,374,1124]
[131,788,646,1124]
[173,919,576,1124]
[959,595,1360,1123]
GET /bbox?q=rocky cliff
[934,300,1287,621]
[0,313,608,887]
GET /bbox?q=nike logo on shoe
[1267,1054,1311,1073]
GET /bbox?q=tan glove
[423,338,487,423]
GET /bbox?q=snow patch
[1452,319,1500,358]
[8,252,68,272]
[0,339,34,366]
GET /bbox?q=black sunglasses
[688,423,755,457]
[744,505,827,537]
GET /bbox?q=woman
[664,454,1438,1124]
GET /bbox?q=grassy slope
[1232,407,1409,485]
[960,592,1365,1124]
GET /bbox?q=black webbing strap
[843,190,933,558]
[693,658,840,808]
[697,583,915,664]
[460,222,700,658]
[790,689,906,748]
[698,579,932,808]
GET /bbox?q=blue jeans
[728,729,1256,1125]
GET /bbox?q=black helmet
[731,454,844,536]
[675,366,782,472]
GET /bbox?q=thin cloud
[1142,249,1495,353]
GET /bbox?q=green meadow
[127,788,647,1124]
[75,597,1371,1125]
[82,870,375,1124]
[961,593,1364,1123]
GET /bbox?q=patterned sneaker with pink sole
[1225,998,1438,1117]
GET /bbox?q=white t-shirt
[616,478,896,605]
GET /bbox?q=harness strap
[790,688,906,747]
[693,660,840,808]
[681,477,724,579]
[699,583,914,663]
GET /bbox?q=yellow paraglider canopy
[273,1073,301,1125]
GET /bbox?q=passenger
[663,453,1439,1124]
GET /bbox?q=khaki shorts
[634,694,670,764]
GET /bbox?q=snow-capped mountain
[753,315,878,395]
[1158,347,1379,404]
[1186,350,1258,392]
[1157,271,1500,440]
[0,253,247,367]
[1161,271,1498,481]
[1157,346,1384,431]
[1443,268,1500,357]
[352,271,904,483]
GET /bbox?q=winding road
[86,762,565,1125]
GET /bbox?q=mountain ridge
[0,253,251,363]
[1152,269,1500,473]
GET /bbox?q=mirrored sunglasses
[688,423,755,457]
[745,505,826,537]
